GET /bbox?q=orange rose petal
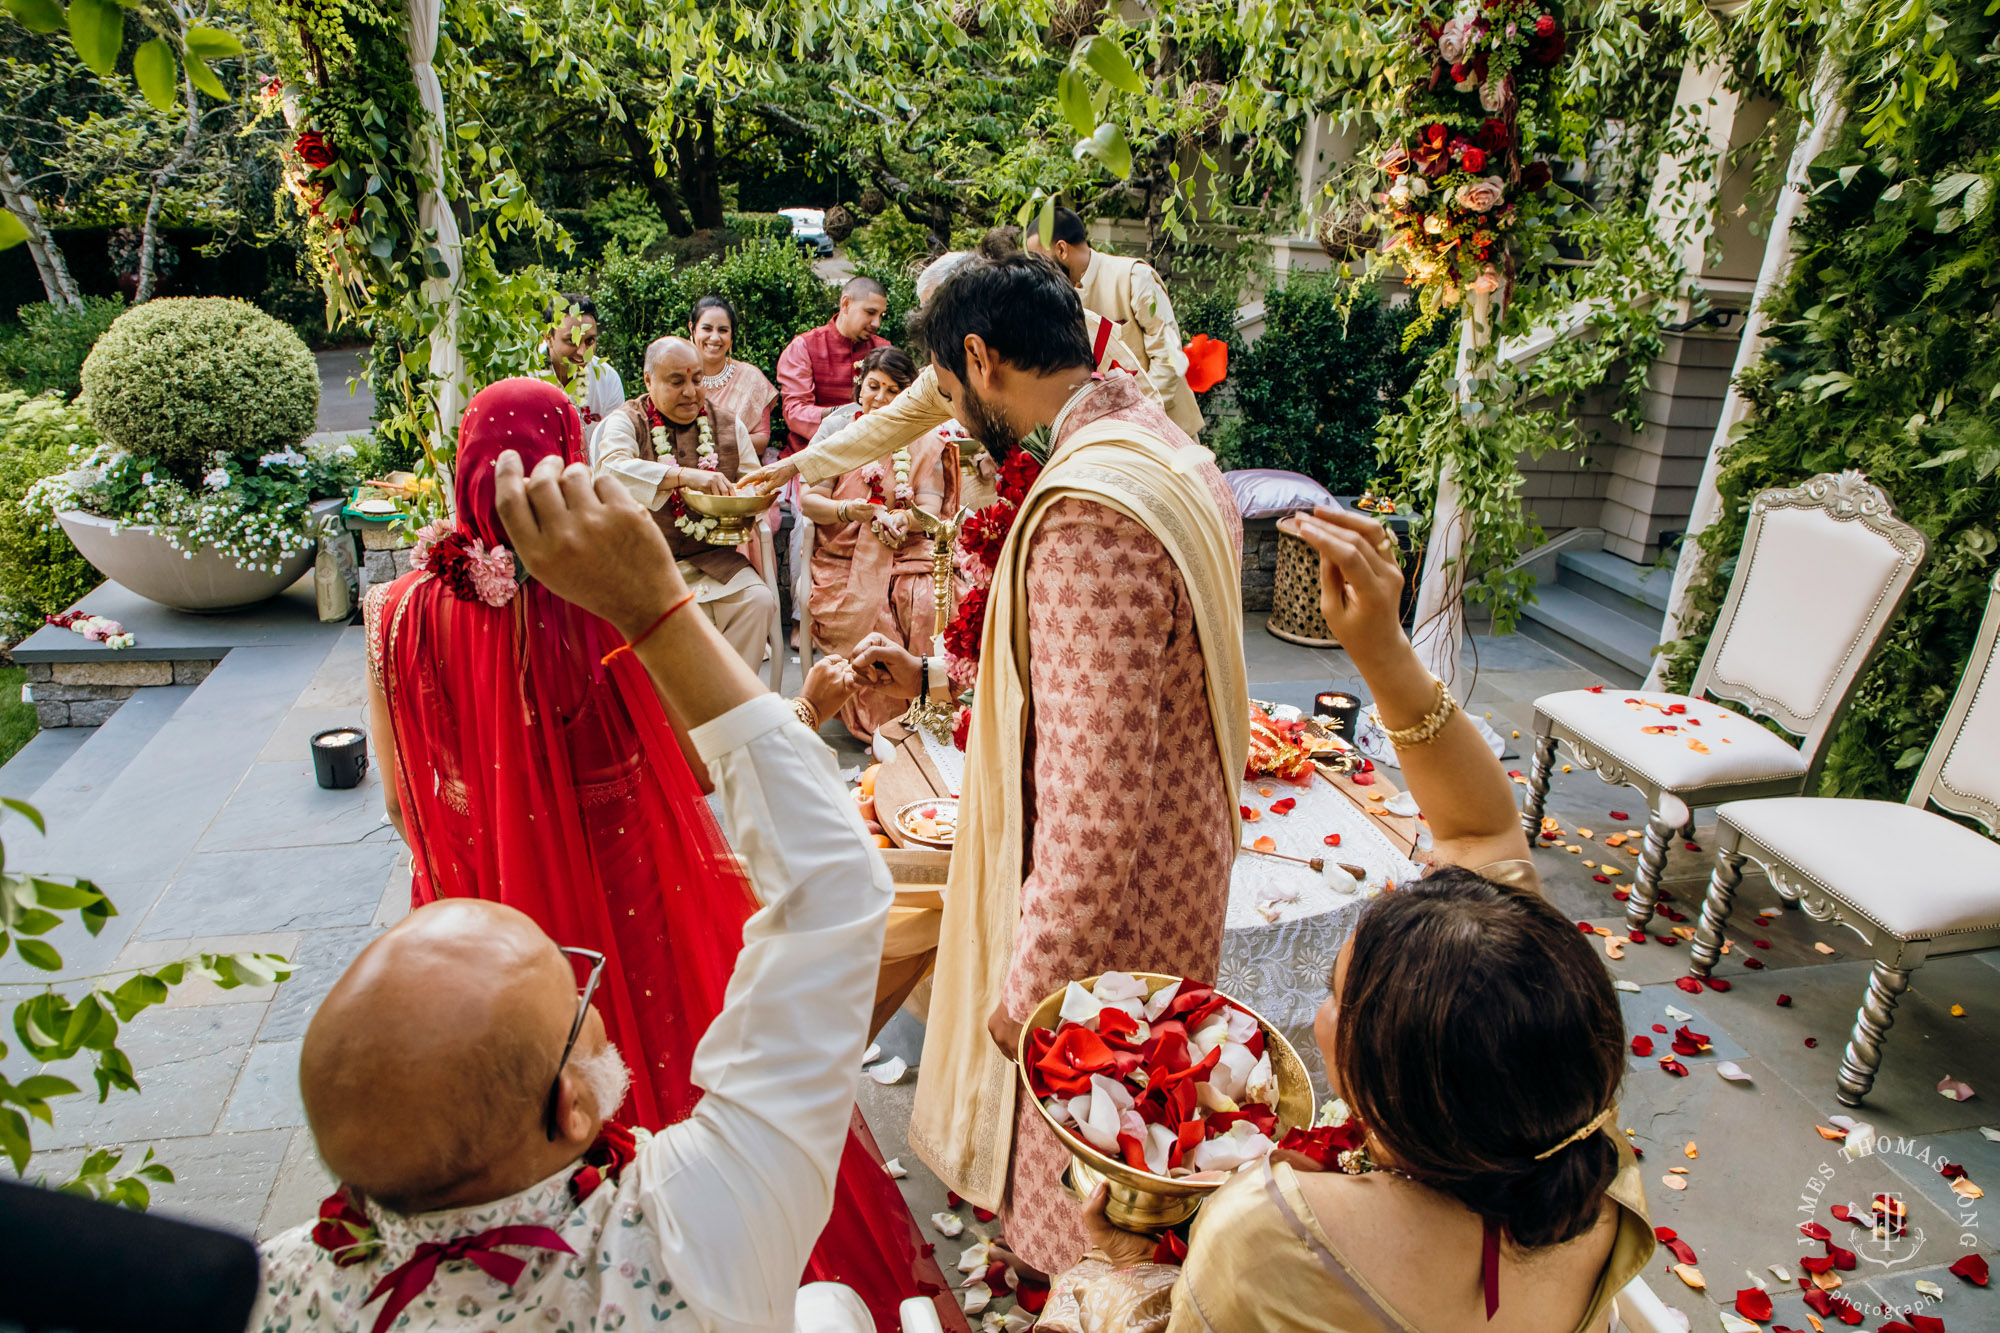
[1252,835,1277,853]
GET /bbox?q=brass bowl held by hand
[1016,971,1317,1233]
[677,488,775,545]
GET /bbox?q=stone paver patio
[3,590,1996,1332]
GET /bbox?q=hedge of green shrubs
[0,392,100,639]
[0,298,125,399]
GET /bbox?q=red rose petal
[1676,977,1705,994]
[1951,1252,1990,1285]
[1577,921,1596,933]
[1707,978,1732,991]
[1911,1316,1946,1333]
[1804,1037,1817,1047]
[1753,939,1772,949]
[1942,1161,1968,1179]
[1777,994,1792,1006]
[1632,1036,1654,1057]
[1742,957,1765,969]
[946,1191,961,1208]
[1830,1203,1854,1222]
[1593,874,1610,883]
[1323,833,1342,847]
[1659,1059,1689,1077]
[1799,1222,1831,1240]
[1665,1238,1698,1265]
[1587,685,1604,693]
[1271,797,1296,815]
[1351,772,1375,786]
[1826,1242,1855,1271]
[972,1206,997,1223]
[1150,1229,1188,1266]
[1629,930,1647,943]
[1657,934,1679,946]
[1804,1287,1835,1317]
[1015,1279,1052,1312]
[1830,1295,1864,1325]
[1613,890,1632,902]
[1685,841,1702,851]
[1801,1255,1834,1275]
[1735,1288,1774,1322]
[1609,810,1630,820]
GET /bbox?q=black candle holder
[1315,691,1362,740]
[311,728,369,790]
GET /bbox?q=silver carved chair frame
[1519,471,1928,933]
[1689,568,2000,1106]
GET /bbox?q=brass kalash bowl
[676,488,777,546]
[1017,972,1317,1232]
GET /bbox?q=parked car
[779,207,836,258]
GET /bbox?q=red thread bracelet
[600,591,695,667]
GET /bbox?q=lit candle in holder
[1315,692,1361,738]
[311,728,369,790]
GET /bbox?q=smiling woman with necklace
[689,294,779,462]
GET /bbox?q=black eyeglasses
[544,946,608,1141]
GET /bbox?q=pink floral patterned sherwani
[998,375,1242,1274]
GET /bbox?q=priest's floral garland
[648,402,724,542]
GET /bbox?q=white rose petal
[932,1211,965,1238]
[1224,1007,1258,1045]
[1197,1082,1240,1115]
[1915,1279,1944,1298]
[1979,1125,2000,1142]
[1614,980,1642,993]
[1143,1123,1177,1176]
[1245,1052,1279,1108]
[1059,981,1106,1028]
[1045,1097,1074,1126]
[1768,1264,1792,1283]
[1665,1005,1694,1022]
[957,1241,993,1275]
[1715,1061,1752,1083]
[883,1157,907,1179]
[1092,971,1148,1004]
[866,1056,908,1085]
[1720,1315,1759,1333]
[1078,1087,1124,1154]
[1385,792,1421,817]
[1190,1122,1275,1173]
[1144,980,1184,1021]
[1213,1042,1259,1102]
[863,1043,882,1065]
[1066,1094,1094,1127]
[960,1282,991,1316]
[1191,1015,1230,1059]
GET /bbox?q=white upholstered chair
[1519,471,1927,932]
[1689,568,2000,1106]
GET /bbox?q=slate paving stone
[259,924,383,1042]
[38,1004,265,1150]
[256,705,374,765]
[203,760,391,853]
[218,1039,306,1133]
[138,841,403,939]
[260,1125,336,1240]
[1863,1266,2000,1331]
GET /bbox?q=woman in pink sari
[362,377,958,1331]
[801,348,961,739]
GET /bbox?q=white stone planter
[55,503,338,613]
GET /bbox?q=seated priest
[251,450,895,1333]
[592,336,778,672]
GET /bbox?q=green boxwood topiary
[78,297,319,483]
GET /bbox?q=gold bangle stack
[791,696,820,731]
[1380,674,1459,749]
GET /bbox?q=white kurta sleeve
[794,364,954,484]
[592,407,672,511]
[636,693,894,1333]
[1126,262,1191,407]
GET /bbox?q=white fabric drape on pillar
[1411,286,1493,695]
[406,0,464,499]
[1644,57,1844,689]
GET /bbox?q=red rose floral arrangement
[1367,0,1570,327]
[1026,972,1346,1180]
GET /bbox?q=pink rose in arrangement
[1480,74,1511,112]
[1456,175,1507,212]
[1437,13,1476,64]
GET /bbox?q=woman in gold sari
[1040,505,1653,1333]
[800,347,960,740]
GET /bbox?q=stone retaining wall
[23,659,218,728]
[1241,517,1281,611]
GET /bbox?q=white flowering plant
[24,436,378,573]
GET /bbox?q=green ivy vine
[1658,0,2000,801]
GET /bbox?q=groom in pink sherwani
[851,251,1247,1277]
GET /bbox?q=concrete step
[16,685,195,834]
[1557,549,1671,617]
[1518,584,1658,683]
[0,727,89,801]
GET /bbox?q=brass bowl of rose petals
[1018,971,1317,1232]
[676,489,776,545]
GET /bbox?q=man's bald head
[300,899,599,1213]
[835,277,888,341]
[643,336,705,425]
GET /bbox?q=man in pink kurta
[851,253,1243,1277]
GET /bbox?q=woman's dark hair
[543,292,596,325]
[855,346,917,395]
[905,251,1092,382]
[1334,867,1626,1250]
[689,294,738,338]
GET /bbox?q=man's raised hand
[494,451,687,640]
[738,457,801,496]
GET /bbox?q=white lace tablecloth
[1222,771,1423,1095]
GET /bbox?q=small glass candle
[1316,692,1362,738]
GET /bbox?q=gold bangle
[791,696,819,731]
[1380,674,1459,749]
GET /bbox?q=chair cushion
[1718,796,2000,939]
[1536,690,1811,794]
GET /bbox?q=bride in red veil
[362,377,958,1331]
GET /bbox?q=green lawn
[0,665,36,769]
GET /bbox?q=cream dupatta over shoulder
[906,417,1249,1209]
